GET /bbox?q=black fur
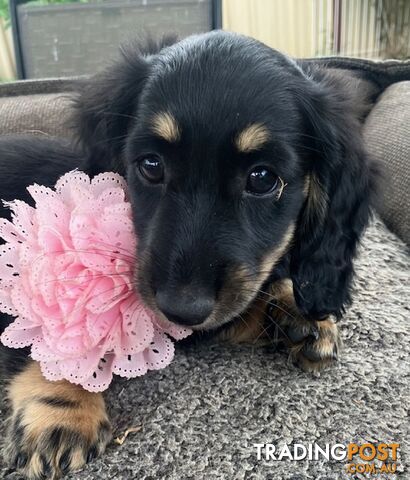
[289,69,380,320]
[0,31,387,374]
[0,136,84,216]
[74,35,177,175]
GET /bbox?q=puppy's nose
[156,288,214,326]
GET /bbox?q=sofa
[0,61,409,479]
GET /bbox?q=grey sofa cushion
[300,56,410,88]
[0,78,80,98]
[364,82,410,246]
[0,79,76,138]
[0,93,73,138]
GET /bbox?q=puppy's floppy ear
[290,71,378,320]
[72,36,176,175]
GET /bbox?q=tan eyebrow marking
[235,123,270,153]
[151,112,180,143]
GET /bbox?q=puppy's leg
[221,278,341,371]
[4,361,112,479]
[265,279,341,371]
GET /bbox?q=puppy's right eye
[137,155,164,184]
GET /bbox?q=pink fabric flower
[0,170,191,392]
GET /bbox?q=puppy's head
[75,31,375,330]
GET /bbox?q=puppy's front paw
[265,279,341,371]
[4,362,112,479]
[286,318,341,372]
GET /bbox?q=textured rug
[1,217,409,480]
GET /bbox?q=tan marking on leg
[287,317,340,372]
[151,111,180,142]
[289,331,340,372]
[217,298,270,344]
[312,319,340,358]
[268,278,296,308]
[235,123,269,153]
[8,362,107,441]
[226,277,341,371]
[5,361,111,479]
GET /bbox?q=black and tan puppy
[0,31,389,478]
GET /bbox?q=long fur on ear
[290,70,379,320]
[72,36,177,175]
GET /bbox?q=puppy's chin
[188,314,238,332]
[192,297,259,332]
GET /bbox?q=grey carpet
[1,217,409,480]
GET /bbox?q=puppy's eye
[138,155,164,184]
[246,167,278,195]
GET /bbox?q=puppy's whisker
[236,312,252,334]
[235,311,277,346]
[89,133,129,147]
[235,285,300,322]
[255,294,299,322]
[240,303,289,343]
[39,271,135,287]
[293,144,323,154]
[68,236,136,258]
[101,111,140,121]
[52,281,135,320]
[121,294,153,325]
[30,247,136,270]
[246,312,278,345]
[295,132,330,144]
[252,305,291,341]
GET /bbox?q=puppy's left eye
[137,155,164,184]
[246,166,279,195]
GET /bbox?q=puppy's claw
[15,453,28,470]
[309,326,320,341]
[58,450,72,475]
[86,446,99,464]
